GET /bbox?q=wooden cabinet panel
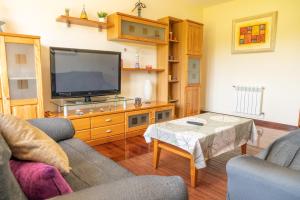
[185,86,200,116]
[11,105,37,119]
[72,118,90,131]
[125,109,152,132]
[74,130,91,141]
[107,12,168,44]
[187,22,203,56]
[0,33,44,119]
[91,113,124,128]
[91,124,124,140]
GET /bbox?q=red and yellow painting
[239,24,266,45]
[232,12,277,53]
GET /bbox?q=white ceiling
[189,0,234,7]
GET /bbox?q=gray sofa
[226,129,300,200]
[0,118,188,200]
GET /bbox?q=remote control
[187,121,204,126]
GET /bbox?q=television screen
[50,47,121,99]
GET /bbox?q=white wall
[0,0,203,110]
[203,0,300,125]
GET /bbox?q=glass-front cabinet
[107,13,168,44]
[188,57,201,85]
[0,33,44,119]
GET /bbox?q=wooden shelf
[168,80,179,83]
[169,99,178,103]
[168,60,179,63]
[169,39,179,43]
[122,67,165,73]
[56,15,107,30]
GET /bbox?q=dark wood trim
[201,110,298,131]
[254,119,298,131]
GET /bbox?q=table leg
[241,143,247,155]
[153,139,161,169]
[190,157,198,188]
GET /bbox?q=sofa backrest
[0,133,27,200]
[265,129,300,170]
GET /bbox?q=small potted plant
[97,11,108,22]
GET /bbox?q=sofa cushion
[0,114,71,174]
[59,138,133,191]
[28,118,75,142]
[10,160,73,200]
[266,129,300,169]
[0,133,27,200]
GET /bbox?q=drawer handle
[106,129,112,133]
[105,119,112,122]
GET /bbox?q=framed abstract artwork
[232,11,278,54]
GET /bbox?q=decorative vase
[98,17,106,23]
[80,5,88,19]
[144,80,152,103]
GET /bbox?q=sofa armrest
[28,118,75,142]
[49,175,188,200]
[227,155,300,200]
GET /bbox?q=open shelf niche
[156,17,183,117]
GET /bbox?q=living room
[0,0,300,200]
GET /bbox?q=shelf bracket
[66,20,71,28]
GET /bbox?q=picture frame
[232,11,278,54]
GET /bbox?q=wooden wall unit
[52,102,174,146]
[0,33,44,119]
[157,18,204,118]
[107,12,168,45]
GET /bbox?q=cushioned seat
[59,139,133,191]
[226,129,300,200]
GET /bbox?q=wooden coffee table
[144,113,257,187]
[153,139,247,187]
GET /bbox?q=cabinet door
[188,57,201,85]
[125,110,151,133]
[187,22,203,56]
[0,36,44,119]
[185,86,200,116]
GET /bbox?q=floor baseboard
[201,110,298,131]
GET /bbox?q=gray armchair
[226,129,300,200]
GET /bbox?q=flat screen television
[50,47,121,101]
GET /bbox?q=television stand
[51,96,134,116]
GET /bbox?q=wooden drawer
[91,124,125,140]
[91,113,124,128]
[72,118,90,131]
[74,130,91,142]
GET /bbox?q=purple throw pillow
[9,160,73,200]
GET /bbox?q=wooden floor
[93,126,288,200]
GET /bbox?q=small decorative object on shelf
[97,11,108,22]
[65,8,70,17]
[135,51,140,68]
[144,79,152,104]
[0,21,6,32]
[145,65,152,70]
[132,0,146,17]
[134,97,142,107]
[80,4,88,19]
[169,32,173,40]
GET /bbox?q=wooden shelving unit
[122,67,165,73]
[56,15,107,30]
[157,16,203,118]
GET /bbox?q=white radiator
[233,86,264,116]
